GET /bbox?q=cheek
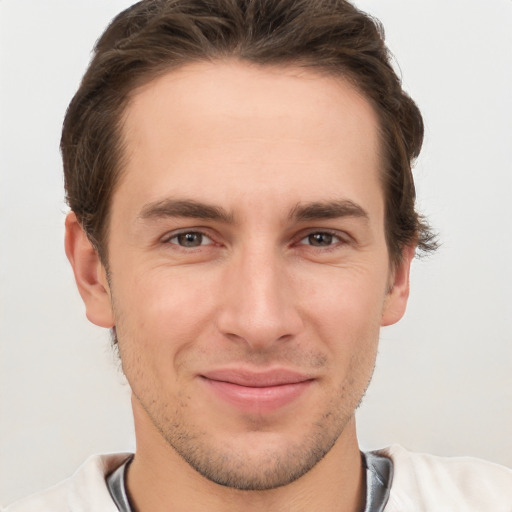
[298,264,388,332]
[111,266,221,377]
[295,264,387,373]
[117,263,218,323]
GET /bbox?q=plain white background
[1,0,511,505]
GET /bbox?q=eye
[299,232,342,247]
[167,231,213,248]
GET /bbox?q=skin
[66,61,414,512]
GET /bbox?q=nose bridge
[218,239,300,348]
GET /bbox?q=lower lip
[202,378,313,414]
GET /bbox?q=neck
[126,407,365,512]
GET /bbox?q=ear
[381,245,415,327]
[64,212,114,328]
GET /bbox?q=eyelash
[296,230,346,249]
[163,230,216,248]
[162,229,348,251]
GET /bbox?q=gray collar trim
[106,451,393,512]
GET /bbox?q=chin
[157,409,352,490]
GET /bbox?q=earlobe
[381,245,415,327]
[64,212,115,328]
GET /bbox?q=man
[4,0,511,510]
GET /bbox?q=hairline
[92,57,402,267]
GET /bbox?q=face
[70,61,412,490]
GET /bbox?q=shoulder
[3,453,131,512]
[378,444,512,512]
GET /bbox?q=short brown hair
[61,0,437,265]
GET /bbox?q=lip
[200,368,315,414]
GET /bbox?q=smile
[200,369,315,414]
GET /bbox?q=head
[62,0,435,268]
[63,0,436,494]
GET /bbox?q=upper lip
[200,368,314,388]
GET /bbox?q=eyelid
[158,226,352,249]
[161,228,216,245]
[300,231,340,244]
[294,228,350,246]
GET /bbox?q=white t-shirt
[3,445,512,511]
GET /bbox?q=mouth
[199,368,315,414]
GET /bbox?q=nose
[216,245,303,350]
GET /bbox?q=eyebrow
[138,198,368,224]
[289,199,369,222]
[138,199,234,223]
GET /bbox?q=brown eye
[169,232,210,247]
[307,232,335,246]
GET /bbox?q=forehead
[117,60,382,220]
